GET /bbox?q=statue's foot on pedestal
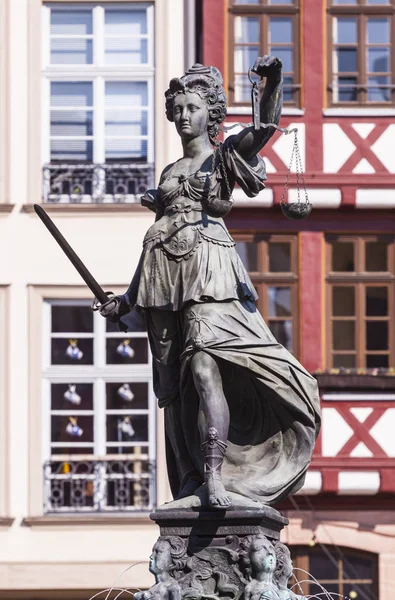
[206,473,232,509]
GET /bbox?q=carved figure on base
[274,543,306,600]
[134,538,186,600]
[243,535,278,600]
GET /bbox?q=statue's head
[274,542,293,588]
[165,64,227,143]
[248,534,277,576]
[149,536,187,576]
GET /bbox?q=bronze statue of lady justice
[97,56,321,510]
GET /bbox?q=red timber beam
[202,0,225,73]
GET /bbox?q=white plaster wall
[0,0,185,593]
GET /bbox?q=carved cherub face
[249,537,277,575]
[149,540,173,575]
[173,92,210,140]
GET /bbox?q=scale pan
[281,202,312,220]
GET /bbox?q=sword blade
[34,204,109,305]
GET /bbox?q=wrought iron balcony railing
[43,456,156,513]
[43,163,155,204]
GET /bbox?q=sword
[34,204,128,331]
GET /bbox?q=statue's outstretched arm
[231,55,283,162]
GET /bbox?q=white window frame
[41,2,155,166]
[42,298,156,511]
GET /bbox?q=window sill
[22,514,154,527]
[324,107,395,117]
[22,203,147,214]
[0,517,14,526]
[0,204,14,213]
[226,106,304,117]
[315,371,395,390]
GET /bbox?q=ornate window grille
[44,457,156,512]
[41,3,155,203]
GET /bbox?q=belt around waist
[164,202,202,216]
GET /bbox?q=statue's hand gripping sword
[34,204,128,332]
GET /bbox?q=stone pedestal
[141,507,294,600]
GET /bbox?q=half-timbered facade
[203,0,395,598]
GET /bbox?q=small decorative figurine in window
[65,416,83,437]
[116,339,135,359]
[117,416,135,438]
[65,339,83,360]
[117,383,134,402]
[63,384,81,405]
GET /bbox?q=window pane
[51,415,94,443]
[234,17,260,44]
[270,18,292,44]
[107,414,148,443]
[333,354,356,367]
[51,305,93,333]
[235,0,259,4]
[366,240,388,271]
[106,382,148,410]
[235,46,260,73]
[368,76,391,101]
[236,242,258,271]
[268,0,294,3]
[51,383,93,411]
[310,550,339,580]
[367,18,390,44]
[51,38,93,65]
[343,555,374,580]
[51,9,92,35]
[51,110,93,137]
[331,241,355,271]
[268,287,292,317]
[106,338,148,364]
[106,81,148,106]
[335,18,357,44]
[366,287,388,316]
[344,585,375,600]
[366,354,388,368]
[310,584,339,597]
[272,47,292,72]
[105,138,147,160]
[333,286,355,316]
[105,37,148,65]
[367,0,390,3]
[269,321,292,350]
[105,109,147,137]
[337,76,358,101]
[366,321,388,350]
[105,9,147,35]
[51,338,93,365]
[50,139,93,162]
[51,82,93,107]
[333,321,355,350]
[333,0,357,3]
[368,48,390,73]
[269,242,291,272]
[283,76,294,102]
[336,48,357,72]
[234,74,251,102]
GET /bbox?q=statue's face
[149,541,172,575]
[173,92,210,140]
[250,540,276,574]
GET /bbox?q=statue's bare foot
[176,477,202,500]
[207,474,232,509]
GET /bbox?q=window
[234,234,298,355]
[42,300,155,512]
[42,3,155,203]
[326,235,395,369]
[292,546,378,599]
[327,0,395,106]
[228,0,300,107]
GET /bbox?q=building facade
[204,1,395,599]
[0,0,195,597]
[0,0,395,599]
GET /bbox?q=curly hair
[274,542,293,585]
[165,64,227,143]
